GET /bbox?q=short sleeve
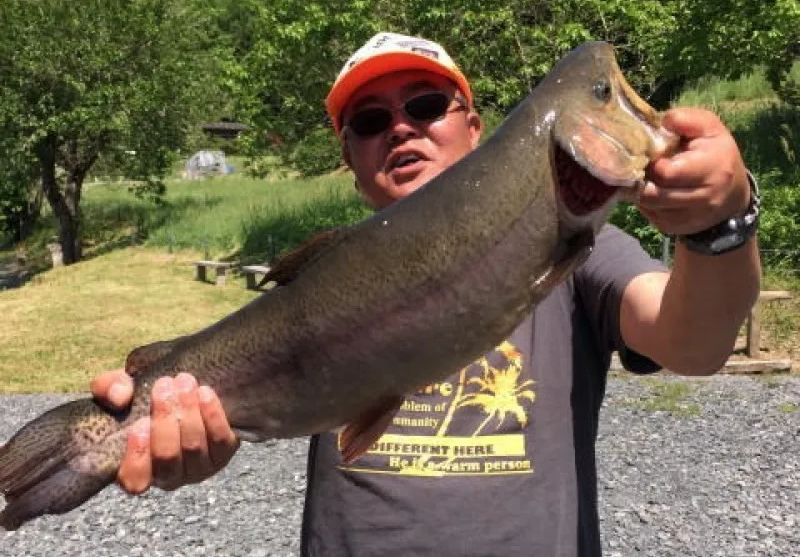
[573,224,667,373]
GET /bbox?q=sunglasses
[345,92,466,138]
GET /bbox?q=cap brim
[326,52,473,134]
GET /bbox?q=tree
[660,0,800,103]
[220,0,676,176]
[220,0,380,173]
[397,0,676,110]
[0,0,225,263]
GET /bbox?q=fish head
[544,41,679,232]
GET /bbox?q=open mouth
[388,152,424,171]
[554,143,620,216]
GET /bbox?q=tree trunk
[37,136,83,264]
[13,189,42,242]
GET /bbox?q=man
[92,33,760,555]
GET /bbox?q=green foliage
[673,66,800,269]
[288,126,343,176]
[221,0,379,160]
[219,0,676,171]
[66,173,365,262]
[240,189,372,263]
[660,0,800,104]
[757,171,800,269]
[397,0,675,108]
[610,204,665,258]
[0,150,41,243]
[0,0,230,260]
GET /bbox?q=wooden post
[746,302,762,358]
[745,291,792,358]
[47,242,63,268]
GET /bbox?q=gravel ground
[1,373,798,556]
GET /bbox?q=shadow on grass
[81,195,225,258]
[239,190,372,265]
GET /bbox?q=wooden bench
[194,260,235,286]
[241,264,271,290]
[745,290,793,358]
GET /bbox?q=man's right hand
[90,370,240,494]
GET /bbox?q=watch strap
[678,171,760,256]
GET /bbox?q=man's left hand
[636,107,750,236]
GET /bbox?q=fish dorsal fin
[125,338,181,376]
[532,229,594,295]
[259,228,345,288]
[339,395,404,464]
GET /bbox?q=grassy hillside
[0,247,258,392]
[1,172,373,393]
[15,172,370,272]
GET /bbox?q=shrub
[289,125,342,176]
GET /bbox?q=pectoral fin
[259,228,345,287]
[339,395,404,464]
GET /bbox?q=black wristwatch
[678,172,760,256]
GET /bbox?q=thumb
[91,369,134,409]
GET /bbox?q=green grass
[624,380,702,417]
[2,172,373,393]
[0,247,258,393]
[676,70,777,108]
[777,402,798,414]
[40,172,369,264]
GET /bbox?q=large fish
[0,41,677,530]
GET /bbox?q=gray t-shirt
[300,225,665,557]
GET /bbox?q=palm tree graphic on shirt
[456,340,536,435]
[396,340,536,476]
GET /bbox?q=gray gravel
[1,373,798,556]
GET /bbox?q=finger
[635,180,706,211]
[661,108,725,140]
[90,369,134,410]
[647,149,718,190]
[118,417,152,495]
[174,373,213,483]
[638,205,707,236]
[150,377,183,491]
[198,386,240,469]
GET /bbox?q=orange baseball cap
[326,32,473,135]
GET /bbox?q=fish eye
[592,80,612,103]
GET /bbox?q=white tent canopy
[184,150,233,179]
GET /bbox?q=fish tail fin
[0,399,124,530]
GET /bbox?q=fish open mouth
[554,143,620,216]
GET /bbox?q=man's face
[340,70,482,210]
